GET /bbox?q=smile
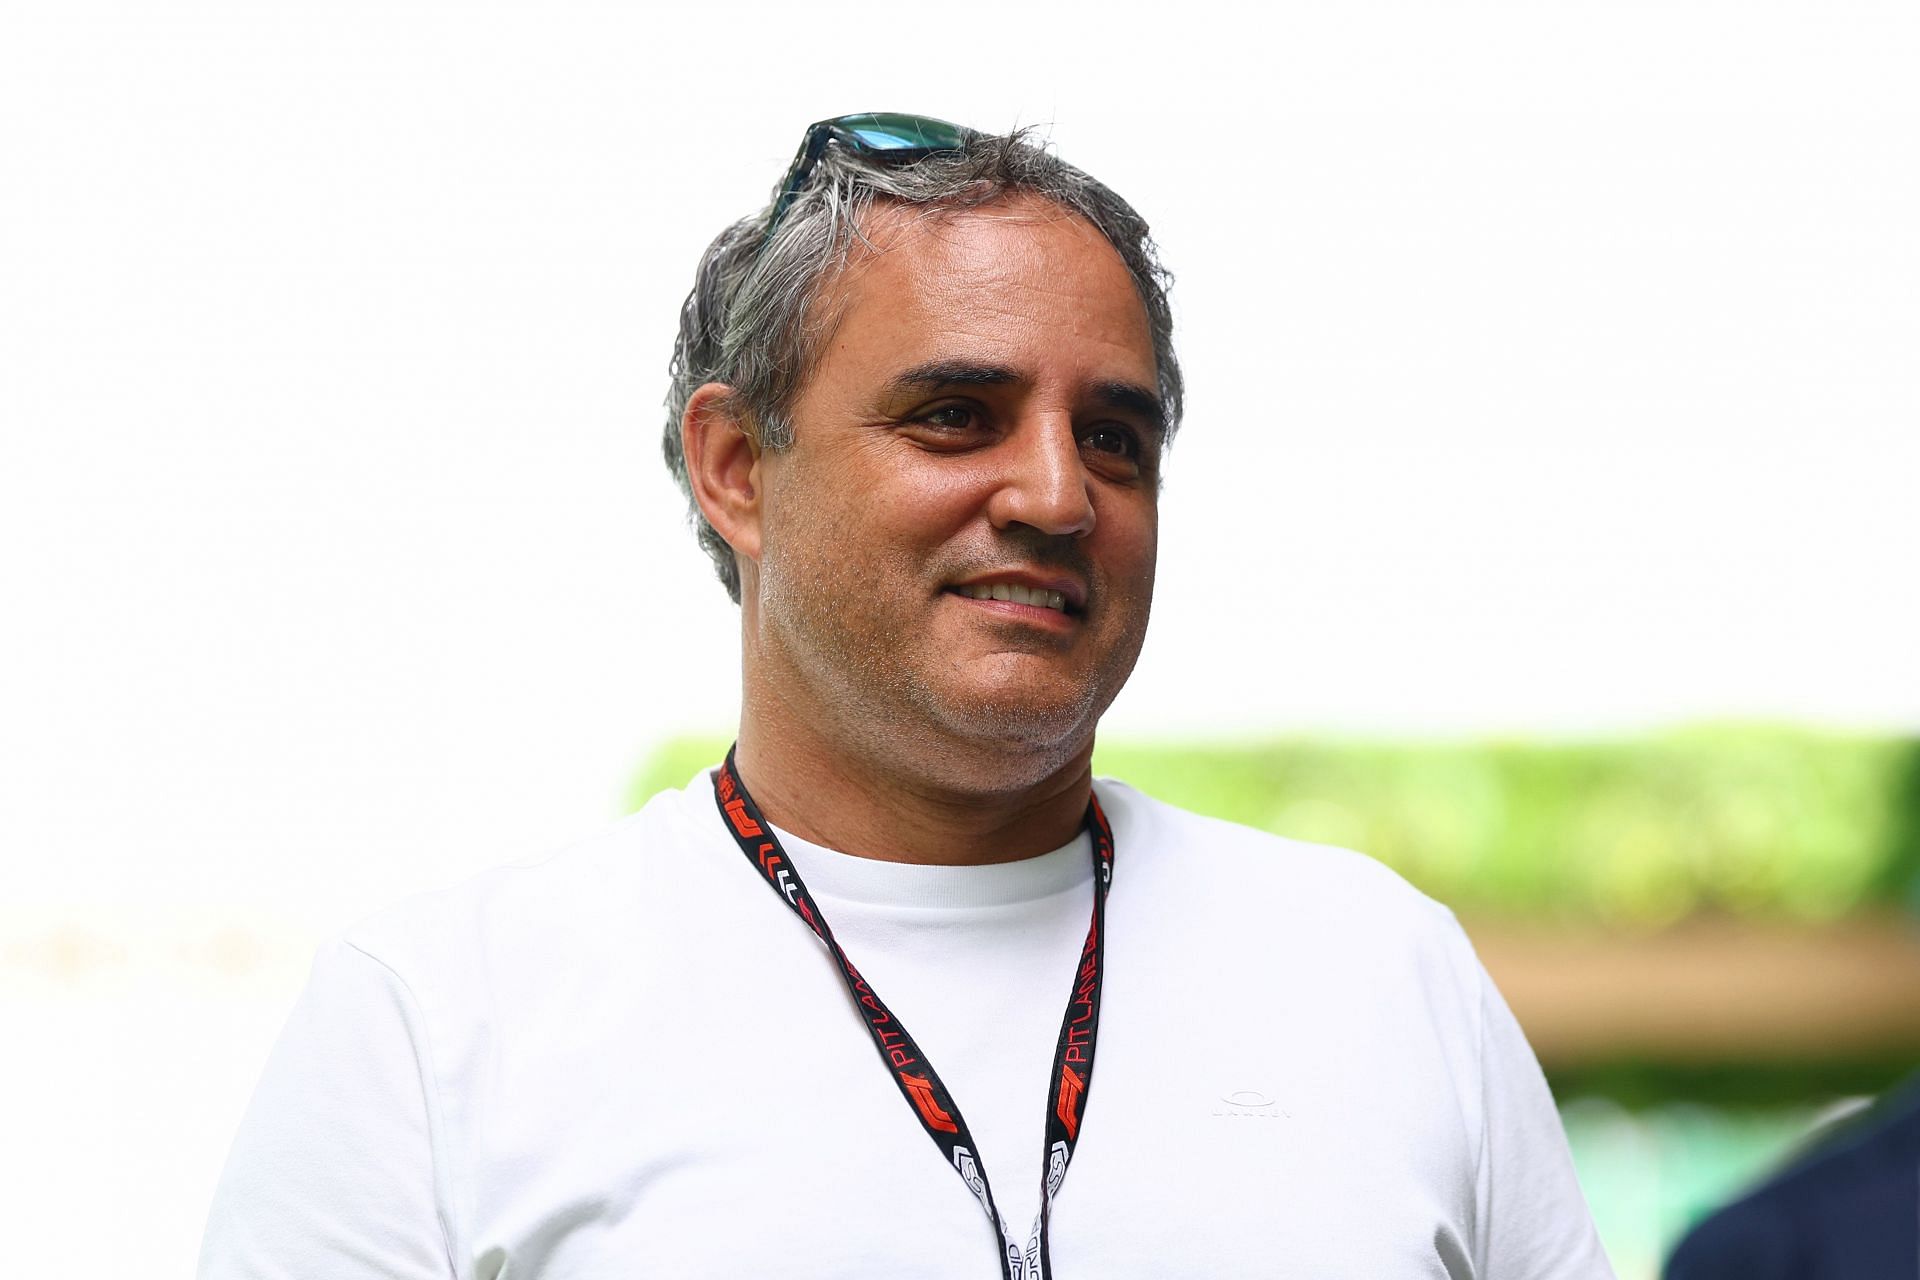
[953,582,1071,613]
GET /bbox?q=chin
[915,681,1107,760]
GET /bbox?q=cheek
[1101,500,1159,577]
[850,455,991,552]
[761,457,950,591]
[881,452,997,515]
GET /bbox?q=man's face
[745,195,1162,767]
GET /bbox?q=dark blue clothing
[1665,1084,1920,1280]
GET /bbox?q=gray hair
[663,126,1183,602]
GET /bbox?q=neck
[732,687,1095,867]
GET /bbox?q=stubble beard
[756,538,1138,792]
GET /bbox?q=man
[1665,1075,1920,1279]
[201,114,1612,1278]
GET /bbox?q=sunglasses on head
[762,112,972,245]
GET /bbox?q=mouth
[951,581,1073,614]
[943,572,1087,626]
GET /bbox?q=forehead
[804,196,1159,394]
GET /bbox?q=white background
[3,2,1916,1274]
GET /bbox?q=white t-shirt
[200,775,1614,1279]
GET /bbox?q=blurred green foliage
[1548,1056,1920,1109]
[631,725,1920,927]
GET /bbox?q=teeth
[956,583,1070,613]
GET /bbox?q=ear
[682,382,764,570]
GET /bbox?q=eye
[897,401,995,450]
[919,404,980,430]
[1082,424,1140,458]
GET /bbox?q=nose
[984,417,1096,538]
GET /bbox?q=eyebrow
[884,361,1167,436]
[1090,379,1168,438]
[883,360,1021,396]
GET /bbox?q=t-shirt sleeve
[198,939,456,1279]
[1474,963,1618,1279]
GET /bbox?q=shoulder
[1095,775,1469,943]
[1094,775,1487,1036]
[334,778,735,1010]
[1669,1092,1920,1277]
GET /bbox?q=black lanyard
[711,747,1114,1280]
